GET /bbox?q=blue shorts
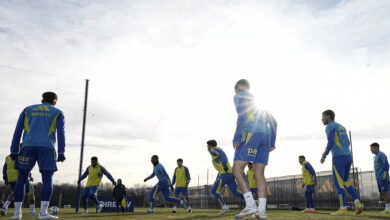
[305,185,314,193]
[9,181,34,195]
[250,188,258,195]
[234,132,270,164]
[14,146,57,172]
[377,179,389,193]
[82,185,99,197]
[174,187,188,196]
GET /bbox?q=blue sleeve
[79,168,89,181]
[233,96,246,143]
[10,110,25,154]
[145,171,155,181]
[322,126,335,160]
[305,163,317,180]
[266,112,277,147]
[185,167,191,182]
[172,168,177,185]
[209,149,219,157]
[2,162,7,182]
[217,148,228,167]
[101,166,115,183]
[56,111,65,154]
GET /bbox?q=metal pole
[349,131,357,190]
[206,169,209,195]
[75,79,89,213]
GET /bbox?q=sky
[0,0,390,188]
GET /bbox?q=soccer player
[112,179,126,214]
[2,154,36,216]
[78,156,116,214]
[207,140,244,215]
[172,158,192,213]
[320,109,363,215]
[247,163,257,199]
[298,155,317,213]
[370,143,390,214]
[10,92,65,220]
[144,155,187,214]
[232,79,277,219]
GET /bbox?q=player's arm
[233,96,246,147]
[266,111,278,148]
[10,110,26,157]
[2,161,7,182]
[78,168,89,182]
[101,166,116,185]
[56,111,66,162]
[144,171,155,182]
[172,168,177,186]
[380,154,389,180]
[321,126,335,161]
[185,167,191,185]
[161,166,172,186]
[218,149,229,172]
[305,163,317,182]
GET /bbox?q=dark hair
[91,156,98,161]
[177,158,183,162]
[42,92,58,105]
[235,79,250,90]
[298,155,305,160]
[322,109,335,120]
[370,143,380,148]
[151,155,159,160]
[207,140,217,147]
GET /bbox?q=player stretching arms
[10,92,65,220]
[370,143,390,214]
[78,156,116,214]
[144,155,187,214]
[299,155,317,213]
[232,79,277,219]
[2,154,36,216]
[207,140,243,215]
[320,109,363,215]
[172,158,192,213]
[247,163,257,200]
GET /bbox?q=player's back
[374,151,389,180]
[154,163,169,182]
[22,103,63,149]
[326,121,350,158]
[209,147,232,174]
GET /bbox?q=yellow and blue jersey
[3,155,19,182]
[10,103,65,154]
[209,147,232,174]
[247,168,257,188]
[301,161,317,185]
[322,121,350,160]
[374,151,389,180]
[79,163,115,187]
[145,163,171,185]
[172,166,191,187]
[233,91,277,146]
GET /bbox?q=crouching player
[370,143,390,214]
[299,155,317,213]
[144,155,187,214]
[78,157,116,214]
[1,154,36,216]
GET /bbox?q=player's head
[370,142,380,154]
[117,179,122,185]
[41,92,58,106]
[177,158,183,167]
[248,162,253,169]
[235,79,250,94]
[207,140,217,151]
[298,155,305,164]
[322,109,335,125]
[151,155,159,166]
[91,156,98,166]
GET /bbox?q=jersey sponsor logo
[18,156,29,165]
[248,148,257,157]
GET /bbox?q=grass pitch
[1,208,389,219]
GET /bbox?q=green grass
[1,208,389,219]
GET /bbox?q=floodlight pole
[75,79,89,213]
[349,131,357,190]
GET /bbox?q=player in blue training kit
[172,158,192,213]
[144,155,187,214]
[232,79,277,219]
[321,110,363,216]
[370,143,390,214]
[78,156,116,214]
[299,155,317,213]
[207,140,244,216]
[10,92,65,220]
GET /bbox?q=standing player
[172,158,192,213]
[207,140,243,215]
[78,156,116,214]
[320,110,363,215]
[370,143,390,214]
[232,79,277,219]
[10,92,65,220]
[299,155,317,213]
[143,155,187,214]
[246,163,257,199]
[1,154,36,216]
